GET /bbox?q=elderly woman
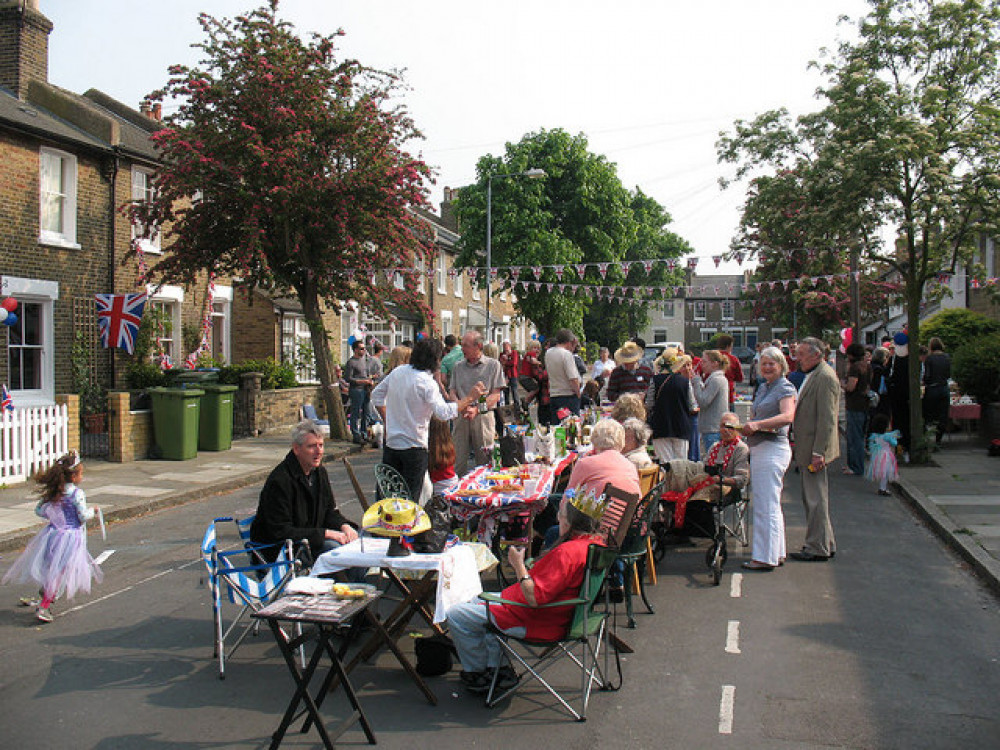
[611,392,646,424]
[621,417,653,469]
[740,346,796,571]
[693,349,729,454]
[447,491,608,693]
[647,349,698,462]
[565,418,641,498]
[704,412,750,493]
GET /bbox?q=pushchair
[652,459,749,586]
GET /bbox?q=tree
[454,129,685,337]
[128,1,434,439]
[718,0,1000,462]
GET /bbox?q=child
[2,452,103,623]
[865,413,900,496]
[428,417,459,497]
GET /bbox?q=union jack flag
[95,292,147,354]
[1,384,12,413]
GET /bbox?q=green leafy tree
[919,308,1000,353]
[718,0,1000,462]
[128,1,434,438]
[455,129,685,336]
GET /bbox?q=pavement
[0,431,362,555]
[1,426,998,597]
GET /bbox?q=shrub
[952,333,1000,404]
[218,358,298,389]
[124,361,168,390]
[919,308,1000,353]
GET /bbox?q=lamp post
[485,167,546,342]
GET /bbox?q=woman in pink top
[566,418,641,497]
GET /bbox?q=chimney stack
[152,102,161,121]
[0,0,54,99]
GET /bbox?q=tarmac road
[1,450,998,749]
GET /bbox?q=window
[416,258,426,293]
[436,255,447,293]
[393,271,404,291]
[700,328,717,343]
[730,329,744,347]
[694,301,707,321]
[653,329,668,344]
[453,267,463,298]
[131,167,161,253]
[661,300,675,317]
[146,284,183,365]
[39,148,78,248]
[745,328,759,348]
[721,300,734,320]
[210,284,232,363]
[282,314,315,383]
[440,310,453,338]
[2,276,58,404]
[472,277,481,301]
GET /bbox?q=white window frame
[693,301,707,321]
[453,267,463,298]
[2,276,58,406]
[146,284,184,364]
[131,166,161,254]
[436,255,447,294]
[700,327,717,343]
[721,300,734,321]
[210,284,232,363]
[440,310,453,338]
[282,313,315,383]
[661,300,675,317]
[38,148,79,249]
[653,329,668,344]
[416,258,426,293]
[472,278,481,301]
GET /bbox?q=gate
[0,404,70,484]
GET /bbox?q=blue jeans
[846,409,867,475]
[447,599,527,673]
[349,387,369,439]
[701,431,721,455]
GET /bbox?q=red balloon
[0,297,16,312]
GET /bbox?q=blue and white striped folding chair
[200,515,302,679]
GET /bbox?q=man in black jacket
[250,420,358,562]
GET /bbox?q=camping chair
[618,473,669,628]
[637,465,662,587]
[200,515,306,679]
[300,403,330,435]
[481,543,621,721]
[374,463,411,502]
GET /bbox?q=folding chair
[637,465,662,587]
[200,515,305,679]
[618,473,668,628]
[300,403,331,435]
[343,456,372,511]
[481,543,621,721]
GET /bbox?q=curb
[0,444,362,555]
[894,475,1000,598]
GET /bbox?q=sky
[44,0,871,275]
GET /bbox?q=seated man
[250,420,358,563]
[446,489,608,693]
[702,412,750,496]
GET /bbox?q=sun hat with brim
[362,497,431,537]
[614,341,643,365]
[670,354,692,373]
[653,346,680,372]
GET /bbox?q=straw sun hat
[362,497,431,537]
[614,341,643,365]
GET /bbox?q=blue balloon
[531,332,537,340]
[3,312,17,327]
[348,335,356,346]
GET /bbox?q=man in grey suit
[790,337,841,561]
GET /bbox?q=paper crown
[362,498,431,538]
[565,488,609,521]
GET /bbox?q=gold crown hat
[362,497,432,537]
[566,487,610,521]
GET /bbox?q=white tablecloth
[311,537,496,576]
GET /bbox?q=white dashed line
[725,620,741,654]
[730,572,743,597]
[719,685,736,734]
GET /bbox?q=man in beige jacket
[790,337,841,561]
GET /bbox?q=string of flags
[1,384,13,413]
[183,272,216,369]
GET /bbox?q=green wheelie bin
[149,387,204,460]
[198,383,238,451]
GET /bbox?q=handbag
[499,433,526,467]
[411,494,452,554]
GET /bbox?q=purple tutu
[865,434,899,485]
[2,491,103,601]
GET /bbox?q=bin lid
[200,384,238,393]
[148,387,205,397]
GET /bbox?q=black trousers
[381,446,429,504]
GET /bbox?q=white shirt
[545,345,580,397]
[371,365,458,450]
[591,359,615,379]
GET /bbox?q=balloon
[416,331,425,340]
[3,312,17,327]
[348,335,356,346]
[0,308,6,324]
[0,297,16,312]
[531,332,537,340]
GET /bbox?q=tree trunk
[301,285,350,441]
[906,281,929,464]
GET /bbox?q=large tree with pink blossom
[130,1,434,438]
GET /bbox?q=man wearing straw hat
[606,341,654,402]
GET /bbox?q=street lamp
[485,167,546,341]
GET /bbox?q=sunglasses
[721,424,739,430]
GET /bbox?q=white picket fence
[0,404,70,484]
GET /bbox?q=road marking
[719,685,735,734]
[58,558,201,617]
[93,549,116,565]
[726,620,741,654]
[730,572,742,597]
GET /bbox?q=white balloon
[0,308,7,324]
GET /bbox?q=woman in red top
[445,493,606,693]
[499,341,520,408]
[520,340,550,425]
[428,417,457,495]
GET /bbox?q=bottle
[478,394,488,414]
[492,443,502,469]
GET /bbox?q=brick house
[683,272,773,349]
[0,2,230,407]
